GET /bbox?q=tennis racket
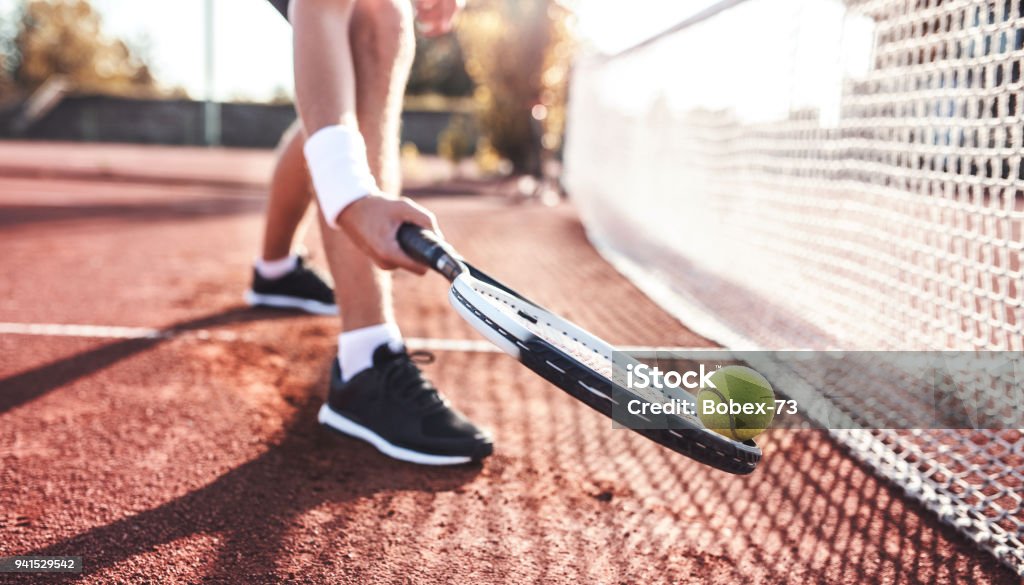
[398,224,762,474]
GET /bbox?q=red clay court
[0,142,1017,583]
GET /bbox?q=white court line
[0,321,712,354]
[0,322,166,339]
[0,322,240,341]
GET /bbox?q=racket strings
[476,286,615,377]
[464,281,754,470]
[490,292,703,425]
[473,284,706,428]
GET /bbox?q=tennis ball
[697,365,775,442]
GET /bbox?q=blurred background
[0,0,695,189]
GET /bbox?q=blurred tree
[407,32,475,97]
[268,83,294,105]
[4,0,159,98]
[0,5,19,98]
[0,53,12,99]
[438,113,477,166]
[456,0,575,174]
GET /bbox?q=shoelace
[381,350,442,411]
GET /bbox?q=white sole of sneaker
[244,290,339,316]
[317,404,474,466]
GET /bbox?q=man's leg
[245,119,338,315]
[262,120,314,263]
[315,0,413,354]
[250,0,336,316]
[298,0,492,463]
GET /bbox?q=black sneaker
[244,256,338,316]
[317,344,493,465]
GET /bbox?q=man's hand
[414,0,464,37]
[337,195,441,274]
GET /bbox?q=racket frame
[397,223,762,474]
[452,266,762,475]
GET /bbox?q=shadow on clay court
[0,195,264,230]
[504,368,1011,584]
[19,376,483,582]
[1,289,1014,581]
[9,346,1014,583]
[0,307,307,416]
[4,304,484,582]
[5,322,1015,583]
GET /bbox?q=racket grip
[397,223,463,280]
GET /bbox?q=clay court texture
[0,141,1017,584]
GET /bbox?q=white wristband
[303,125,379,228]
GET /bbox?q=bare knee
[351,0,415,64]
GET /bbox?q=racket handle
[397,223,463,281]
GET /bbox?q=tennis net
[564,0,1024,574]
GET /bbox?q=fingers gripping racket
[398,224,761,474]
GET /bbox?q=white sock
[338,323,403,382]
[255,254,299,280]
